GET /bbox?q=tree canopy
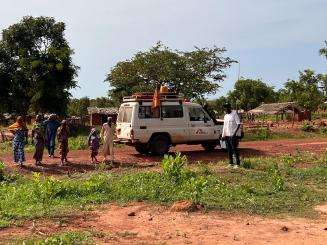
[68,97,90,117]
[279,70,324,114]
[227,78,277,111]
[106,42,235,104]
[0,16,78,115]
[320,41,327,60]
[67,96,115,116]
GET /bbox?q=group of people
[7,105,240,168]
[8,115,114,167]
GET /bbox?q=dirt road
[1,138,327,244]
[1,138,327,175]
[0,203,326,244]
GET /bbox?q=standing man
[45,114,60,158]
[222,103,242,169]
[100,117,114,162]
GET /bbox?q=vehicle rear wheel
[150,135,170,155]
[135,144,149,154]
[201,142,218,151]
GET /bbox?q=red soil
[0,203,326,244]
[1,138,327,175]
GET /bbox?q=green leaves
[106,42,236,104]
[319,41,327,60]
[228,78,278,111]
[279,69,324,114]
[0,16,78,115]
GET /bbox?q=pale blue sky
[1,0,326,99]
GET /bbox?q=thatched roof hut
[249,102,309,121]
[87,107,118,126]
[249,102,299,115]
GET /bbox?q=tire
[201,142,218,151]
[135,144,149,154]
[150,135,170,155]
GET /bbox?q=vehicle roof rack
[123,92,184,103]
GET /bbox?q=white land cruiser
[115,93,224,155]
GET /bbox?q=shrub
[161,153,187,183]
[301,121,315,132]
[268,163,285,191]
[242,159,254,169]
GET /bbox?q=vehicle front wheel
[150,135,170,155]
[201,142,218,151]
[135,144,149,154]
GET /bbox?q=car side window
[161,105,183,118]
[138,106,159,119]
[189,107,210,122]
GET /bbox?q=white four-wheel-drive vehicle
[115,91,225,155]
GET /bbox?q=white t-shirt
[222,110,241,137]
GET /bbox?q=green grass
[0,151,326,228]
[242,127,327,141]
[13,231,94,245]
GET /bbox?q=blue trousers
[225,136,240,165]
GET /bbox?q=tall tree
[208,96,230,117]
[106,42,235,104]
[227,78,277,111]
[320,41,327,60]
[0,16,78,115]
[279,69,324,118]
[68,97,90,116]
[90,97,115,108]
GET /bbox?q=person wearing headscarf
[31,114,45,165]
[100,117,114,162]
[88,128,100,163]
[57,120,70,165]
[45,114,60,158]
[8,116,28,166]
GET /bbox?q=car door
[187,106,214,142]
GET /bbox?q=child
[57,120,70,165]
[88,128,100,163]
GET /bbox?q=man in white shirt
[222,103,241,168]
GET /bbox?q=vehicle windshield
[117,106,133,123]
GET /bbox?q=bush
[0,161,5,181]
[161,153,187,183]
[301,121,315,132]
[268,163,285,191]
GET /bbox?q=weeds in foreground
[0,152,326,228]
[20,231,94,245]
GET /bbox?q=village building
[87,107,118,126]
[249,102,310,122]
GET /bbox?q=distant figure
[222,103,242,169]
[88,128,100,163]
[32,115,45,165]
[8,116,28,166]
[57,120,70,165]
[100,117,114,162]
[45,114,60,158]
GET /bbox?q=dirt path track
[1,138,327,175]
[0,203,326,244]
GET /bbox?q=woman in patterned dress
[57,120,70,165]
[88,128,100,163]
[8,116,28,166]
[32,115,45,165]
